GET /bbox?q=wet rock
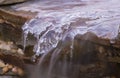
[0,40,25,66]
[17,67,24,76]
[0,40,27,77]
[0,40,24,55]
[7,64,13,69]
[2,66,9,74]
[0,7,36,44]
[0,63,24,76]
[36,33,120,78]
[0,60,5,67]
[0,19,4,23]
[12,66,24,76]
[0,0,27,5]
[0,8,35,28]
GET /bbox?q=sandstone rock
[2,66,9,74]
[0,7,36,43]
[0,8,34,28]
[0,40,24,55]
[0,60,5,67]
[0,0,27,5]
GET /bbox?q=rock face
[0,7,36,43]
[0,0,27,5]
[27,33,120,78]
[0,8,35,28]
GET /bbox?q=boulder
[0,7,36,43]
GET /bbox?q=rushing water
[12,0,120,78]
[13,0,120,56]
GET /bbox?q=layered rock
[0,0,27,5]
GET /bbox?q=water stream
[14,0,120,55]
[12,0,120,78]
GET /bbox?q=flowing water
[12,0,120,78]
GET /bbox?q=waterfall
[19,0,120,78]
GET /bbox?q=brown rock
[0,60,5,67]
[0,6,36,42]
[0,40,24,55]
[0,8,31,28]
[17,67,24,76]
[7,64,13,69]
[2,66,9,74]
[0,0,27,5]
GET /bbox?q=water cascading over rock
[20,0,120,78]
[22,0,120,57]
